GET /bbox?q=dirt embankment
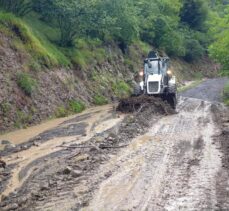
[0,29,220,133]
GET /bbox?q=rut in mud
[0,78,228,211]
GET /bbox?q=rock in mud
[33,141,40,147]
[1,140,11,145]
[71,170,82,178]
[40,182,50,191]
[0,157,6,169]
[17,196,28,206]
[4,144,16,150]
[2,203,19,211]
[63,166,72,174]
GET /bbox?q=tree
[208,6,229,73]
[101,0,139,52]
[180,0,208,31]
[34,0,100,47]
[0,0,32,16]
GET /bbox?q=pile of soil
[117,95,176,115]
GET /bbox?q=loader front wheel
[132,83,142,96]
[166,93,177,109]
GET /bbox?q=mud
[117,95,176,115]
[0,96,167,211]
[211,104,229,210]
[0,78,229,211]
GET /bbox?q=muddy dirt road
[0,78,229,211]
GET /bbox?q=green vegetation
[223,82,229,106]
[68,100,86,113]
[0,0,228,106]
[93,94,108,105]
[15,109,33,128]
[55,100,86,118]
[0,0,32,17]
[0,102,11,114]
[55,106,68,118]
[0,0,219,66]
[112,81,131,99]
[16,72,37,96]
[208,4,229,75]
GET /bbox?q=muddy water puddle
[0,104,112,145]
[0,104,125,200]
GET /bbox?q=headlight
[139,71,144,77]
[167,70,172,75]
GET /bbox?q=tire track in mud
[85,97,227,211]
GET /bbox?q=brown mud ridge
[117,95,176,114]
[0,99,172,211]
[211,104,229,210]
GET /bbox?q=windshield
[145,60,159,74]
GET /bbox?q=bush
[15,109,32,128]
[112,81,131,98]
[55,106,68,118]
[17,72,37,96]
[0,0,32,17]
[0,102,11,114]
[93,95,108,105]
[184,39,205,62]
[68,100,86,113]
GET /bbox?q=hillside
[0,0,227,132]
[0,11,220,131]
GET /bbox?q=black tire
[133,83,142,96]
[166,93,177,109]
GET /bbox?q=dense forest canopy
[0,0,228,72]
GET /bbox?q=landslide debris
[117,95,176,114]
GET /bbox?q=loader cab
[144,58,169,76]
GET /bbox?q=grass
[55,106,68,118]
[55,100,86,118]
[135,40,151,55]
[68,38,106,69]
[68,100,86,113]
[0,102,11,114]
[192,71,204,80]
[23,13,71,67]
[16,72,37,96]
[14,109,33,129]
[0,12,70,68]
[112,81,132,99]
[93,94,108,105]
[223,82,229,106]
